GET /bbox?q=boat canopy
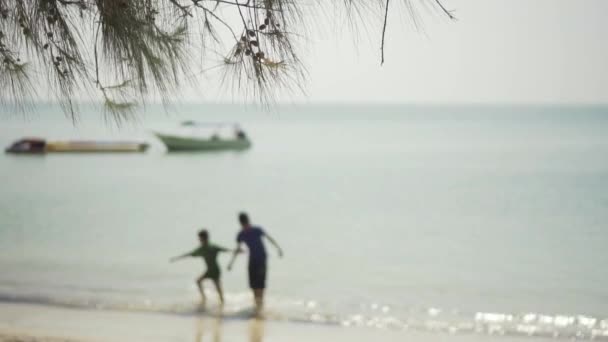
[5,138,46,153]
[181,121,241,128]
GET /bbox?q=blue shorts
[248,259,267,289]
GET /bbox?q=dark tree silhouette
[0,0,453,121]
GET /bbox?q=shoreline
[0,302,569,342]
[0,302,347,342]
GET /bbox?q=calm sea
[1,104,607,339]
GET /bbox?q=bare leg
[253,289,264,315]
[196,275,206,305]
[212,279,225,305]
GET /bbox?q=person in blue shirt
[228,212,283,313]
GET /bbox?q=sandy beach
[0,332,80,342]
[0,302,364,342]
[0,302,570,342]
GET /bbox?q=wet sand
[0,333,80,342]
[0,303,562,342]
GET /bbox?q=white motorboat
[154,122,251,152]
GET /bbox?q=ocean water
[0,104,607,340]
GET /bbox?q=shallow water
[1,104,607,339]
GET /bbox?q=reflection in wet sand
[195,316,222,342]
[249,318,264,342]
[194,315,265,342]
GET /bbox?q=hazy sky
[190,0,607,104]
[23,0,607,105]
[309,0,608,104]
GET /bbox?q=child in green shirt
[170,229,232,305]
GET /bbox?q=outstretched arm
[227,243,243,271]
[169,251,192,263]
[264,233,283,258]
[217,246,242,253]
